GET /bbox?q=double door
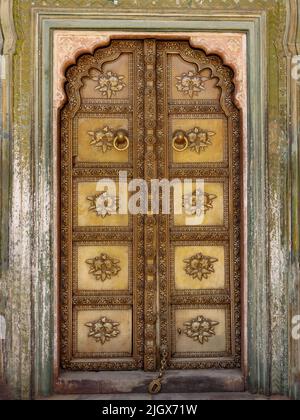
[60,39,241,372]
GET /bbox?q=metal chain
[148,346,168,395]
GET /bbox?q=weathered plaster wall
[286,0,300,399]
[0,0,16,384]
[0,0,299,399]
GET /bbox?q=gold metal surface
[60,39,241,372]
[173,307,228,356]
[61,41,145,371]
[77,117,130,163]
[75,243,131,292]
[174,245,226,291]
[171,118,226,164]
[157,41,241,370]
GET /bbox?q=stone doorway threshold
[41,393,288,401]
[55,370,245,395]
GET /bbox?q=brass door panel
[156,41,241,370]
[74,306,133,358]
[172,242,229,292]
[74,178,131,229]
[60,39,241,372]
[61,41,145,370]
[75,114,131,165]
[172,306,230,357]
[172,179,228,228]
[170,115,228,165]
[74,242,132,293]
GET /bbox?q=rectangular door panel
[74,114,132,165]
[171,178,229,228]
[172,306,231,357]
[74,306,133,357]
[170,115,228,166]
[73,242,132,293]
[171,242,229,292]
[74,178,131,230]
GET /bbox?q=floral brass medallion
[187,128,216,153]
[179,315,219,345]
[87,191,119,218]
[88,127,130,153]
[88,126,114,153]
[90,69,126,99]
[176,71,210,98]
[184,253,218,281]
[172,128,216,153]
[85,317,120,344]
[86,253,121,282]
[183,189,217,216]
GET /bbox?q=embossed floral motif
[176,71,210,98]
[87,190,119,218]
[85,317,120,344]
[86,253,121,282]
[90,69,126,99]
[187,128,216,153]
[182,315,219,345]
[184,252,218,281]
[172,128,216,154]
[88,126,114,153]
[183,189,217,216]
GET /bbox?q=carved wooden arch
[61,41,140,115]
[180,41,239,116]
[61,39,239,116]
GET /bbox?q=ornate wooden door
[60,39,241,372]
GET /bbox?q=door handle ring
[113,130,130,151]
[172,130,189,152]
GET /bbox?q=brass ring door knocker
[113,130,130,151]
[172,130,188,152]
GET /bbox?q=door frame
[4,2,298,398]
[52,25,250,395]
[58,36,245,380]
[34,15,262,395]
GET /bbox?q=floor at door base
[41,393,290,400]
[55,370,244,395]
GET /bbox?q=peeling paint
[0,315,6,339]
[1,0,298,399]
